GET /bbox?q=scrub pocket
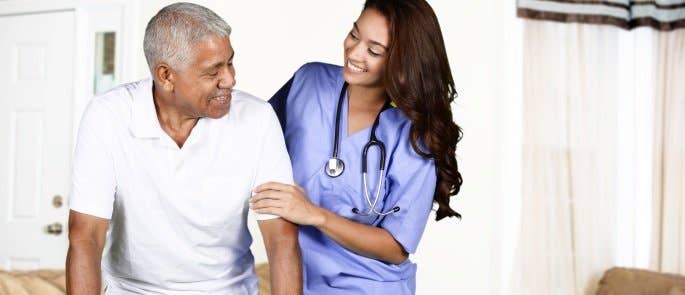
[319,179,389,225]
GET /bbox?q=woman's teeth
[347,61,367,73]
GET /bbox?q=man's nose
[218,67,236,89]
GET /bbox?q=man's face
[171,35,236,119]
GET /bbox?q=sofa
[0,264,271,295]
[597,267,685,295]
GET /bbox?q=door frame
[0,0,140,145]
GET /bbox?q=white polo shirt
[69,79,292,294]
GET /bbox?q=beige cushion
[0,270,65,295]
[0,265,270,295]
[256,263,270,295]
[597,267,685,295]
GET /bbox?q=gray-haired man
[66,3,302,294]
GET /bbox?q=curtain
[517,0,685,31]
[652,29,685,274]
[512,20,623,294]
[512,18,685,295]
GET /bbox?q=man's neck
[153,86,198,148]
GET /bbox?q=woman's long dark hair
[364,0,462,221]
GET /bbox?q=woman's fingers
[249,183,319,225]
[253,182,295,193]
[250,190,286,203]
[250,198,283,210]
[253,207,281,216]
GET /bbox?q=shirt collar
[129,78,164,138]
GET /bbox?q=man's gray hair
[144,2,231,73]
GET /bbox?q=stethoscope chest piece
[325,158,345,177]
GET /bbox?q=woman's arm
[316,204,408,264]
[251,182,408,264]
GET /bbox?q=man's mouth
[211,94,231,103]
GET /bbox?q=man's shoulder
[231,89,265,106]
[81,79,151,132]
[89,79,150,111]
[213,89,279,134]
[229,89,272,117]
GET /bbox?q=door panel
[0,10,75,270]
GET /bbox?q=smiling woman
[250,0,463,294]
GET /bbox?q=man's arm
[66,210,109,295]
[258,218,302,295]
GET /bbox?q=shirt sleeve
[379,142,437,254]
[68,100,116,219]
[252,105,295,221]
[268,76,294,133]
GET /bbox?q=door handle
[45,222,63,235]
[52,195,63,208]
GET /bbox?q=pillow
[597,267,685,295]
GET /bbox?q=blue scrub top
[269,62,436,295]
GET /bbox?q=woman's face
[343,8,390,88]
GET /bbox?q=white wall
[128,0,521,293]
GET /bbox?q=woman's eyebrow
[353,22,388,50]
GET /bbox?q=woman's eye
[350,32,359,40]
[368,49,380,57]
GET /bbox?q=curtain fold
[652,29,685,274]
[513,20,621,295]
[517,0,685,30]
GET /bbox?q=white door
[0,11,75,270]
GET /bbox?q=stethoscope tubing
[326,82,399,216]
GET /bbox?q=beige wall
[130,1,520,293]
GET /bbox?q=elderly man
[65,3,301,294]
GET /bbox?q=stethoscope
[325,82,400,216]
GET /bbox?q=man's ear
[154,63,175,92]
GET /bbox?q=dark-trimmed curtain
[517,0,685,30]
